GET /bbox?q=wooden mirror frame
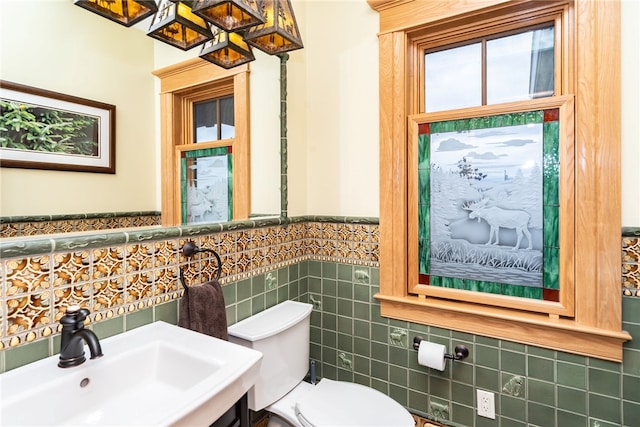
[153,59,251,226]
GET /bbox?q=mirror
[0,0,281,237]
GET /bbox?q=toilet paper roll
[417,341,447,371]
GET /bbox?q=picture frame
[0,80,116,173]
[407,96,575,316]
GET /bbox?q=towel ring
[180,241,222,292]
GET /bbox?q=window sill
[375,293,632,362]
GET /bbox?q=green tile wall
[2,243,639,427]
[306,260,640,427]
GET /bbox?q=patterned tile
[53,283,92,321]
[0,213,161,238]
[126,243,156,272]
[5,257,51,296]
[623,237,639,263]
[52,251,91,287]
[92,247,125,279]
[153,266,180,301]
[0,219,631,357]
[125,272,154,304]
[265,245,278,266]
[225,230,242,253]
[623,237,640,292]
[290,223,305,241]
[5,290,53,347]
[218,251,236,278]
[91,278,125,314]
[154,239,180,269]
[308,222,322,239]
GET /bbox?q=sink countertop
[0,321,263,427]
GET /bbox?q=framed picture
[0,80,116,173]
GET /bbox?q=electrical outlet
[477,389,496,419]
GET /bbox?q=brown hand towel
[178,279,228,341]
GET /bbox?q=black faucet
[58,306,103,368]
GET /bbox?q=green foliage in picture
[0,100,99,156]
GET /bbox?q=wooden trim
[369,0,521,34]
[154,59,251,226]
[159,93,176,226]
[379,31,409,298]
[574,0,622,332]
[376,294,630,361]
[176,140,233,152]
[152,58,248,93]
[409,3,571,116]
[373,0,631,361]
[173,144,183,224]
[367,0,413,13]
[233,71,251,219]
[408,3,567,47]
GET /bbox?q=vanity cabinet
[210,394,249,427]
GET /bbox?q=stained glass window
[181,146,233,224]
[417,108,560,301]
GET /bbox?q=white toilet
[227,300,415,427]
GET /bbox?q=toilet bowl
[227,300,414,427]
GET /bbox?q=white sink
[0,321,263,427]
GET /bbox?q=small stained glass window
[181,147,233,224]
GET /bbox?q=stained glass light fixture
[73,0,158,27]
[191,0,265,32]
[199,27,255,69]
[147,0,213,50]
[75,0,304,68]
[242,0,303,55]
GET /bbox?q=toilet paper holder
[412,337,470,361]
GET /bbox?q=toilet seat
[267,381,314,427]
[294,379,414,427]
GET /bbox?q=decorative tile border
[0,218,635,352]
[622,227,640,296]
[0,216,379,350]
[0,211,161,238]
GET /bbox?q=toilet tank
[228,300,313,411]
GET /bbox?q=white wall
[621,0,640,226]
[1,0,637,226]
[289,0,639,225]
[288,0,380,217]
[0,0,157,216]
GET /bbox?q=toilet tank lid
[228,300,313,341]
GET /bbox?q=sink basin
[0,321,263,426]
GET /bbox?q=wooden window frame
[153,58,251,226]
[192,94,235,143]
[420,20,558,110]
[369,0,631,361]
